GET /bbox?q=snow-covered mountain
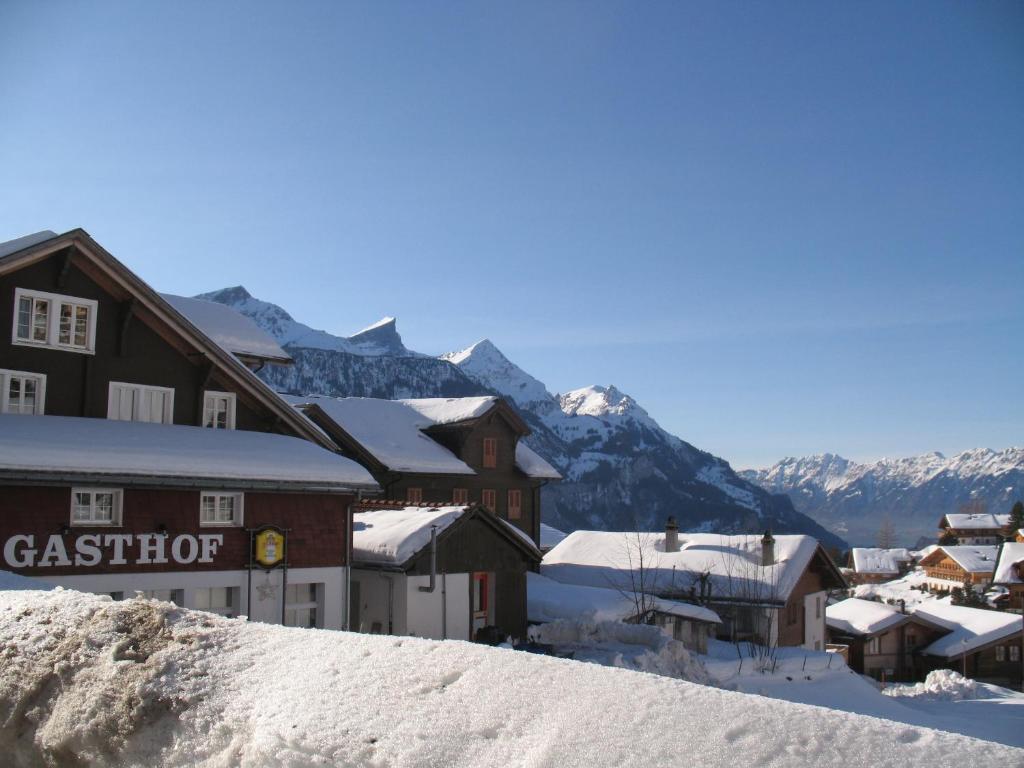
[199,287,845,548]
[741,450,1024,546]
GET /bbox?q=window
[472,572,488,615]
[906,633,917,649]
[482,438,497,468]
[285,583,320,628]
[0,369,45,414]
[1012,645,1021,662]
[202,391,236,429]
[867,636,880,655]
[71,488,123,526]
[996,645,1006,662]
[141,589,183,605]
[815,596,821,619]
[407,487,423,504]
[452,488,468,505]
[481,489,496,513]
[13,288,97,353]
[787,601,799,626]
[200,492,243,526]
[108,382,174,424]
[507,489,522,520]
[194,587,237,618]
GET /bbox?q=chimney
[899,599,906,615]
[761,530,775,566]
[665,517,680,553]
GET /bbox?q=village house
[540,521,846,650]
[527,571,721,653]
[913,600,1023,689]
[349,503,541,642]
[0,229,380,628]
[284,394,561,546]
[919,545,997,593]
[846,547,914,585]
[993,542,1024,613]
[825,598,949,682]
[938,513,1012,545]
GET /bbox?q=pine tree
[876,516,897,549]
[1008,501,1024,538]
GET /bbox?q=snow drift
[1,588,1019,767]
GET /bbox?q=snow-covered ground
[2,587,1019,767]
[852,568,936,609]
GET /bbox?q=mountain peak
[441,338,502,366]
[196,285,254,305]
[559,385,644,419]
[348,316,408,356]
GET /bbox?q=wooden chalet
[285,394,562,547]
[349,502,541,642]
[0,229,379,629]
[541,523,847,650]
[919,545,997,593]
[825,598,948,682]
[845,547,913,585]
[938,513,1012,545]
[993,542,1024,613]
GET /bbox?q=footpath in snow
[1,588,1021,768]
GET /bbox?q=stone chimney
[665,516,680,553]
[761,530,775,566]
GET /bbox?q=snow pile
[528,618,710,683]
[883,670,979,702]
[3,588,1019,767]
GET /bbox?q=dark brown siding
[1,483,351,576]
[1,249,282,432]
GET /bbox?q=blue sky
[1,1,1021,468]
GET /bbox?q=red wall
[1,484,351,576]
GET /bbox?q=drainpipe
[419,525,438,593]
[378,571,394,635]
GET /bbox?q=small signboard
[254,527,285,569]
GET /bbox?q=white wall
[803,590,827,650]
[351,570,406,635]
[405,573,470,641]
[47,566,345,630]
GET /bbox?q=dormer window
[483,438,497,469]
[13,288,97,354]
[203,391,236,429]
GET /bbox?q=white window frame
[70,488,123,526]
[0,368,46,415]
[107,381,175,424]
[200,491,244,527]
[202,390,237,429]
[12,288,98,354]
[193,586,238,618]
[284,582,321,628]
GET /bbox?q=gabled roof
[920,545,998,574]
[915,599,1023,658]
[527,571,720,625]
[542,530,845,605]
[0,229,335,451]
[0,414,378,491]
[352,504,540,569]
[993,543,1024,585]
[405,396,530,436]
[850,548,912,574]
[515,443,562,480]
[825,598,907,636]
[294,396,476,475]
[161,294,291,365]
[940,513,1011,531]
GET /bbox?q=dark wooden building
[350,503,541,641]
[285,394,561,547]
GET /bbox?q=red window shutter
[507,489,522,520]
[483,438,497,468]
[407,487,422,504]
[482,489,496,512]
[453,488,468,505]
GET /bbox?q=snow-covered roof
[528,572,720,625]
[0,415,378,490]
[915,599,1023,658]
[399,396,497,425]
[542,530,827,604]
[0,230,58,259]
[297,396,475,475]
[515,442,562,480]
[924,546,999,574]
[540,523,568,550]
[941,513,1010,531]
[993,543,1024,584]
[825,598,907,636]
[352,505,538,566]
[162,294,291,363]
[850,548,911,574]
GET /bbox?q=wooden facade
[919,633,1024,690]
[919,549,994,593]
[827,615,948,682]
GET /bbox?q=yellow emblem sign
[254,528,285,568]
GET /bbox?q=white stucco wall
[802,590,827,650]
[405,572,471,641]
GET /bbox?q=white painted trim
[0,368,46,415]
[199,491,244,527]
[70,487,124,526]
[11,287,98,354]
[107,381,175,424]
[202,390,237,429]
